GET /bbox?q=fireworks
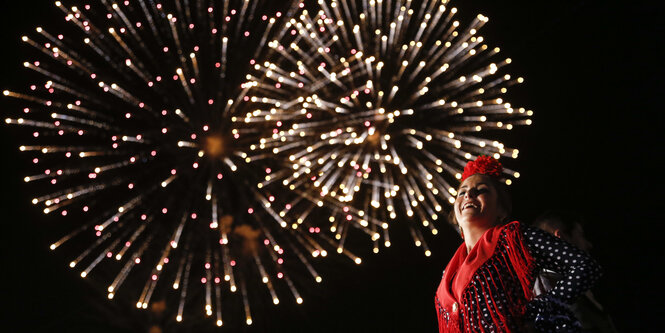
[2,0,350,327]
[245,0,532,255]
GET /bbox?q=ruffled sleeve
[521,226,602,332]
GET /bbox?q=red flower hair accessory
[461,155,503,181]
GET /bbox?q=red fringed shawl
[435,221,536,332]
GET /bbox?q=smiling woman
[435,156,602,332]
[455,174,509,251]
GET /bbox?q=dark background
[0,0,660,332]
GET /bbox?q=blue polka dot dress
[435,222,602,332]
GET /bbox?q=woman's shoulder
[497,220,528,235]
[500,220,551,239]
[496,221,560,251]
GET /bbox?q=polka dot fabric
[523,227,601,304]
[523,226,602,332]
[435,223,601,332]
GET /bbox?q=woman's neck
[462,223,494,253]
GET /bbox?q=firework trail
[245,0,533,256]
[2,0,355,327]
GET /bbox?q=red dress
[435,221,601,332]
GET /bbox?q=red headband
[461,155,503,181]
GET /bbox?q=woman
[435,156,601,332]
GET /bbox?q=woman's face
[454,174,504,230]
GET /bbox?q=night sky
[0,1,660,332]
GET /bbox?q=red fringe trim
[504,223,536,301]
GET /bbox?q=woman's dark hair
[448,175,512,227]
[533,210,584,236]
